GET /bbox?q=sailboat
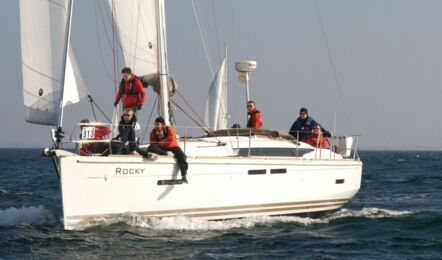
[20,0,363,230]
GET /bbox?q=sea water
[0,149,440,259]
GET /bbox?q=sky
[1,0,442,150]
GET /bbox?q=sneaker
[147,153,159,160]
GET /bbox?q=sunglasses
[123,114,131,117]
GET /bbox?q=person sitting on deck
[112,107,140,155]
[288,107,331,141]
[246,100,262,129]
[139,117,188,183]
[79,119,112,156]
[304,123,329,149]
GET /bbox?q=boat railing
[66,123,360,160]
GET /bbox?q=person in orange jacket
[114,67,146,111]
[246,100,262,129]
[79,119,112,156]
[142,117,188,183]
[304,123,329,149]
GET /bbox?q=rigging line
[314,0,352,131]
[210,0,222,64]
[93,0,114,81]
[112,0,118,94]
[196,0,216,71]
[175,90,209,130]
[171,100,211,134]
[97,0,114,52]
[90,98,112,123]
[191,0,215,78]
[141,95,159,143]
[89,96,98,121]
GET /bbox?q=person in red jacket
[140,117,188,183]
[304,123,328,149]
[79,119,112,156]
[246,100,262,129]
[114,67,146,111]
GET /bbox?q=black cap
[155,116,166,124]
[299,107,308,114]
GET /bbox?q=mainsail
[204,58,228,131]
[108,0,159,81]
[20,0,88,126]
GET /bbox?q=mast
[157,0,170,125]
[55,0,74,147]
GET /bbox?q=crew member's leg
[146,145,168,155]
[167,147,188,180]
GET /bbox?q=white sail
[63,48,89,106]
[204,58,227,131]
[20,0,69,125]
[108,0,159,80]
[20,0,86,126]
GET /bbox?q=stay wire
[191,0,215,78]
[314,0,352,132]
[141,95,159,143]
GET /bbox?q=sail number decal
[81,127,96,139]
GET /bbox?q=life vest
[152,127,169,142]
[119,78,138,96]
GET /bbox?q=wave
[79,207,413,231]
[0,206,56,226]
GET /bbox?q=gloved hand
[114,101,118,107]
[137,104,142,110]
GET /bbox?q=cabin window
[248,169,266,175]
[237,148,313,157]
[270,169,287,174]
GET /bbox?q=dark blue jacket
[289,116,331,141]
[116,115,139,152]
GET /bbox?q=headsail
[205,58,228,131]
[63,48,89,107]
[20,0,87,126]
[108,0,159,81]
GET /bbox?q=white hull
[58,152,362,230]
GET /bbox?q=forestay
[205,58,227,131]
[108,0,159,81]
[20,0,88,126]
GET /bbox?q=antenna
[235,61,257,119]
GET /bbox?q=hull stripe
[65,198,348,220]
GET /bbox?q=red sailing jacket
[150,126,178,148]
[80,125,112,156]
[304,134,328,148]
[114,75,146,108]
[247,108,263,129]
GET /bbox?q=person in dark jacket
[246,100,263,129]
[112,107,140,154]
[114,67,146,111]
[289,107,331,141]
[139,117,188,183]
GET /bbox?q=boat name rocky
[115,168,145,175]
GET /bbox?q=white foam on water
[0,188,8,194]
[78,208,414,231]
[326,207,413,221]
[115,214,329,231]
[0,205,56,226]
